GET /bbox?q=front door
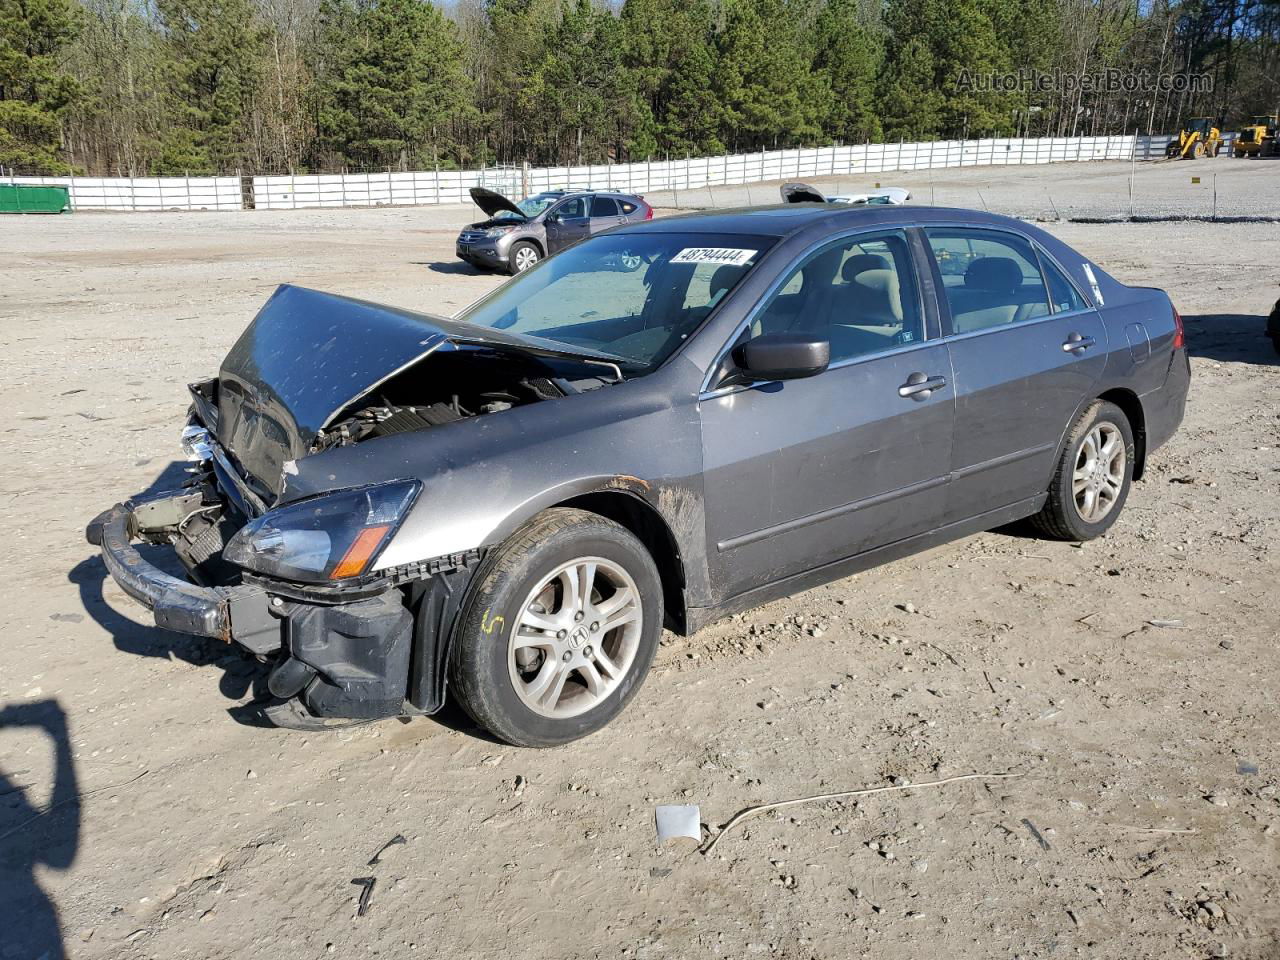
[544,196,590,254]
[699,230,955,600]
[922,227,1108,517]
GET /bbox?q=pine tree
[0,0,81,172]
[313,0,473,169]
[814,0,884,143]
[527,0,624,163]
[620,0,723,157]
[155,0,267,172]
[714,0,823,151]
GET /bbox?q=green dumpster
[0,184,71,214]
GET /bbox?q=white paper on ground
[655,804,702,844]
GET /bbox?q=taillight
[1172,306,1185,349]
[644,206,654,220]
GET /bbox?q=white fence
[9,134,1178,213]
[4,174,244,211]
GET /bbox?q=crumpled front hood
[214,284,625,498]
[216,285,454,495]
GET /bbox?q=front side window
[926,229,1051,334]
[456,232,775,373]
[554,197,586,219]
[750,230,923,363]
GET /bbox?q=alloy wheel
[514,246,539,272]
[508,557,643,718]
[1072,421,1126,523]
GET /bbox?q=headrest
[965,257,1022,292]
[708,264,741,300]
[842,254,891,281]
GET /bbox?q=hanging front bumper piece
[87,502,280,650]
[85,496,426,721]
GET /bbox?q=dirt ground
[2,161,1279,960]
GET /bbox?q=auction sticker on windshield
[671,247,757,266]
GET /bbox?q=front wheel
[449,508,663,747]
[1029,400,1135,541]
[509,241,541,274]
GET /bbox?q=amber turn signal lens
[331,524,392,579]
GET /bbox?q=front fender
[278,370,711,603]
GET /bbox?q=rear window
[620,200,638,214]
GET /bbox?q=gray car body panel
[248,205,1187,628]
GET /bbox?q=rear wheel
[1029,400,1135,541]
[510,241,541,274]
[449,508,663,747]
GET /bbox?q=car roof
[614,203,1035,240]
[537,189,645,201]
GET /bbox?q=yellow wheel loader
[1165,118,1223,159]
[1233,114,1279,158]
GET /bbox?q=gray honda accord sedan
[89,204,1189,746]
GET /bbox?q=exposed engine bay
[311,347,612,452]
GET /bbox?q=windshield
[492,193,562,221]
[455,232,775,372]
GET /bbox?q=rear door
[588,195,625,235]
[544,196,590,253]
[699,229,955,599]
[923,227,1107,518]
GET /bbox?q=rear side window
[619,200,638,215]
[926,229,1051,334]
[1038,250,1088,313]
[590,196,619,217]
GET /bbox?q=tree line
[3,0,1278,176]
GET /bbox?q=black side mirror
[545,212,560,224]
[732,333,830,383]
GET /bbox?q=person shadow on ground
[0,699,80,960]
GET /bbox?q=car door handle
[898,373,947,400]
[1062,333,1096,353]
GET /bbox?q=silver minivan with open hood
[456,186,652,274]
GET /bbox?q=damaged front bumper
[88,502,279,650]
[86,495,428,721]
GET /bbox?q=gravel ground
[2,168,1278,960]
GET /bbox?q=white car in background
[780,182,911,206]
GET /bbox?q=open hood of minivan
[469,186,527,220]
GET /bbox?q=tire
[509,241,541,275]
[449,508,663,747]
[1029,400,1135,542]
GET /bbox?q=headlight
[224,480,419,583]
[484,225,516,238]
